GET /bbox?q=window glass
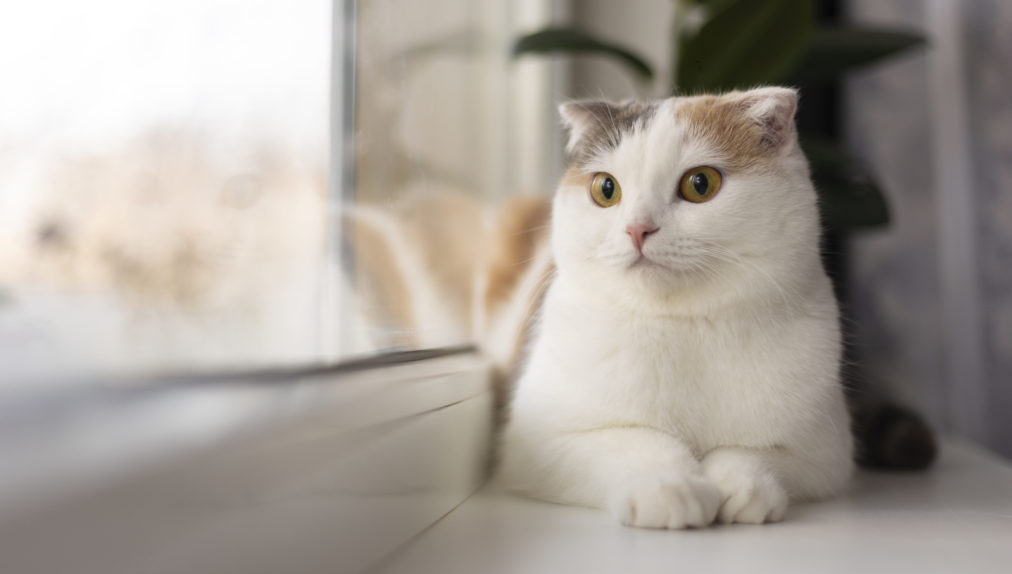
[0,1,332,387]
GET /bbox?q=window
[0,1,560,571]
[0,0,563,383]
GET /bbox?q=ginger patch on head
[674,88,798,172]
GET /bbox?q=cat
[494,87,856,528]
[339,92,935,498]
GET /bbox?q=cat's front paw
[702,450,788,524]
[610,472,720,529]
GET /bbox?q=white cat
[496,87,854,528]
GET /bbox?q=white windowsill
[378,440,1012,574]
[0,350,494,574]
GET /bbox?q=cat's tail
[850,398,938,471]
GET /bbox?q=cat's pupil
[601,178,614,199]
[692,173,709,195]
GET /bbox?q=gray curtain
[846,0,1012,458]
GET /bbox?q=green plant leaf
[803,137,890,230]
[787,27,926,84]
[512,28,654,81]
[677,0,813,93]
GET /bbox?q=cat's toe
[715,478,787,524]
[703,451,788,524]
[611,472,719,529]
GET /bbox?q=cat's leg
[700,444,853,524]
[498,425,720,529]
[699,447,789,524]
[702,389,854,524]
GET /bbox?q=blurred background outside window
[0,0,333,387]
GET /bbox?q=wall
[569,0,675,100]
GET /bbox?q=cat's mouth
[629,254,665,270]
[628,253,703,276]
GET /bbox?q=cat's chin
[629,254,662,268]
[626,256,702,286]
[618,261,710,304]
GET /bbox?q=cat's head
[551,87,822,313]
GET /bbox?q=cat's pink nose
[625,223,659,252]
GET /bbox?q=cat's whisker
[510,223,553,237]
[600,96,620,148]
[512,265,558,341]
[510,251,554,268]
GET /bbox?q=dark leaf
[512,28,655,81]
[677,0,813,93]
[803,137,890,230]
[787,27,926,84]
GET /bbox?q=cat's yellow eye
[679,166,723,203]
[589,172,622,207]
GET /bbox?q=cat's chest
[536,300,791,444]
[559,310,734,393]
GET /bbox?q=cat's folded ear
[736,87,798,151]
[558,100,617,153]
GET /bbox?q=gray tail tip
[853,401,938,471]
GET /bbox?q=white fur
[497,89,853,529]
